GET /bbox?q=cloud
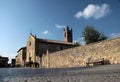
[110,33,120,38]
[74,37,85,45]
[55,24,66,29]
[42,30,50,35]
[74,3,110,19]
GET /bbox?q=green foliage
[82,25,107,44]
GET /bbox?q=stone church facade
[25,26,75,68]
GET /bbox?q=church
[17,26,75,68]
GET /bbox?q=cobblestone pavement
[0,64,120,82]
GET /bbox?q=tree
[74,41,81,46]
[82,25,107,44]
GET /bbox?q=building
[16,47,26,67]
[25,26,75,68]
[64,27,73,42]
[0,56,9,67]
[11,59,16,67]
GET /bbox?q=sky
[0,0,120,62]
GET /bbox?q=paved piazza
[0,64,120,82]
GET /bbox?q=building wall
[0,56,9,67]
[42,37,120,68]
[26,35,36,63]
[16,51,22,66]
[11,59,16,67]
[37,42,73,55]
[26,34,74,68]
[36,42,74,67]
[16,48,26,67]
[16,55,20,66]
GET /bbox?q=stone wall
[42,37,120,68]
[16,47,26,67]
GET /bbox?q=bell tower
[63,26,73,42]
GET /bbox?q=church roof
[17,47,26,53]
[29,33,75,45]
[37,38,75,45]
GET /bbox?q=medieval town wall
[42,37,120,68]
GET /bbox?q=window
[60,46,62,50]
[29,42,31,46]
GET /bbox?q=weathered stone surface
[42,37,120,68]
[25,33,74,68]
[16,47,26,67]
